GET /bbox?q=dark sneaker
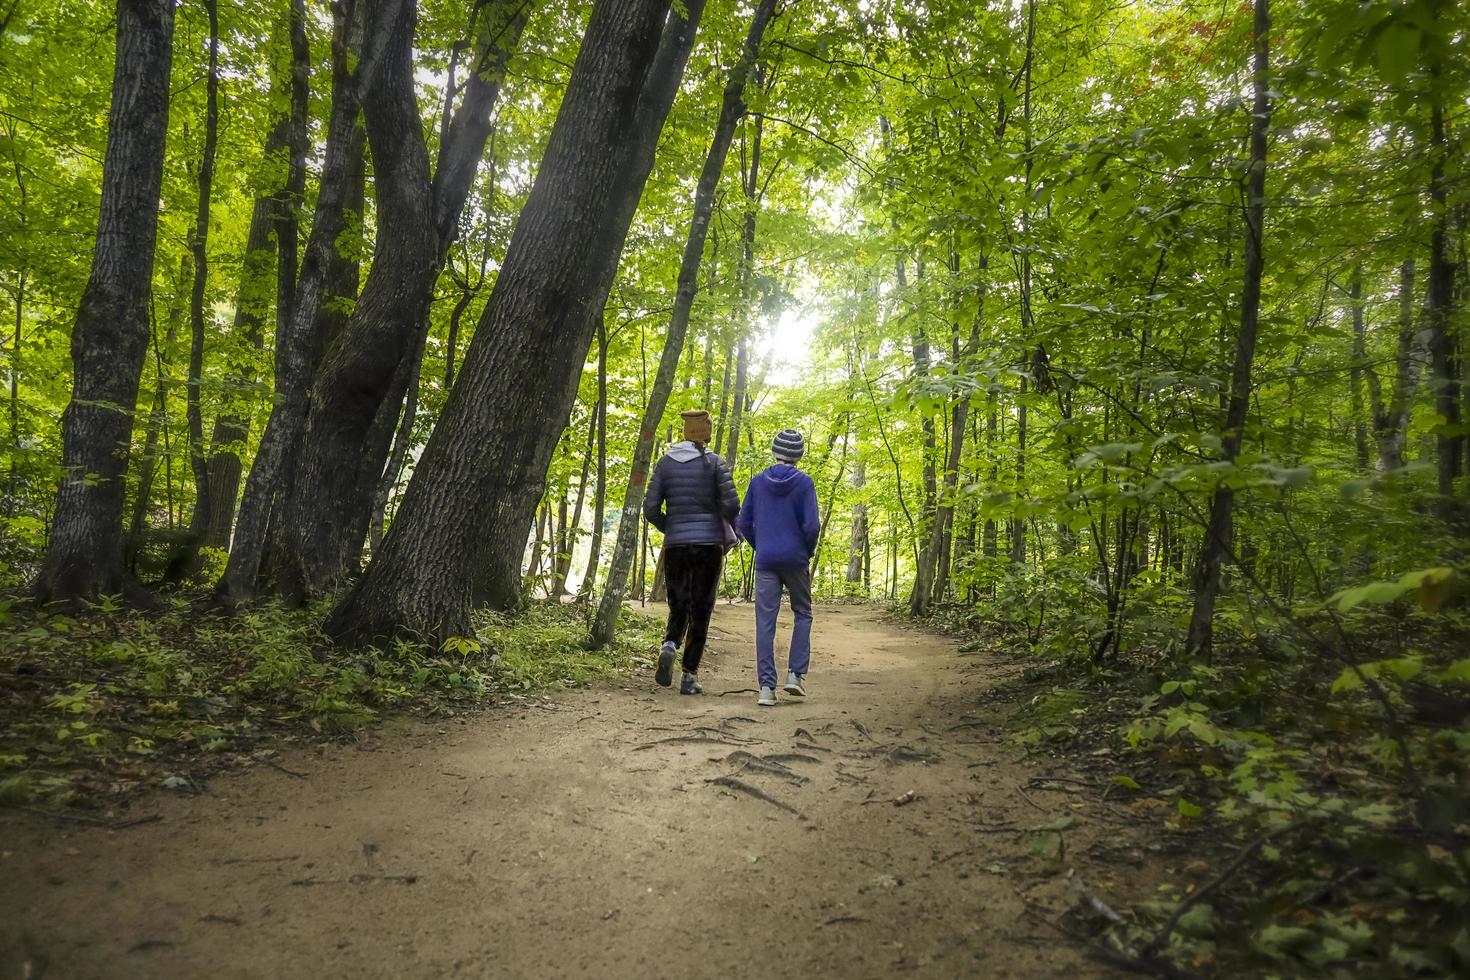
[680,671,703,695]
[655,641,676,688]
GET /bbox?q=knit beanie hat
[772,429,805,463]
[681,409,712,445]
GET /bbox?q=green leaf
[1111,774,1141,791]
[1374,22,1420,84]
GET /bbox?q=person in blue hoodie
[737,429,820,706]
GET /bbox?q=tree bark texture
[327,0,686,645]
[36,0,177,606]
[465,0,703,612]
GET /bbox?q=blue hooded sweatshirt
[738,463,820,570]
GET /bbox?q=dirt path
[1,604,1137,979]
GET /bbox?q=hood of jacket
[762,462,804,496]
[666,440,706,463]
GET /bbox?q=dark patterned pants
[663,544,724,673]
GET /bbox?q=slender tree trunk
[127,295,182,569]
[556,404,597,595]
[1426,102,1462,504]
[367,320,426,554]
[182,0,220,551]
[329,0,695,645]
[1349,270,1371,472]
[578,322,610,599]
[1186,0,1272,658]
[1369,259,1429,471]
[36,0,176,606]
[589,0,776,646]
[180,0,309,563]
[846,459,867,584]
[723,101,764,471]
[523,505,548,596]
[930,289,981,606]
[713,328,732,453]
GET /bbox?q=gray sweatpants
[754,565,812,690]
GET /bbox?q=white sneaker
[757,686,776,707]
[784,672,806,697]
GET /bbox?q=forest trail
[2,606,1137,979]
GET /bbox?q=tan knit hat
[680,409,712,445]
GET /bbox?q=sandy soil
[1,603,1139,979]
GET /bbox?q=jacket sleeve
[801,474,821,554]
[643,458,668,532]
[715,455,741,526]
[737,475,756,544]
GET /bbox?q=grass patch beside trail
[0,598,661,811]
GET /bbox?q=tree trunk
[181,0,220,549]
[1426,102,1462,503]
[723,103,764,472]
[1349,269,1371,472]
[1185,0,1271,658]
[267,0,527,604]
[930,259,982,608]
[328,0,695,645]
[589,0,776,647]
[35,0,177,606]
[578,322,610,599]
[174,0,309,569]
[216,0,370,607]
[846,459,867,584]
[908,311,938,609]
[367,318,426,554]
[713,328,732,452]
[556,403,598,595]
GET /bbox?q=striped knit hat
[772,429,805,463]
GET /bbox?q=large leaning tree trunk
[465,0,705,612]
[1185,0,1272,658]
[589,0,778,648]
[215,0,379,609]
[35,0,177,607]
[266,0,528,604]
[326,0,690,646]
